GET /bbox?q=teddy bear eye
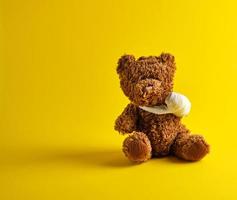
[140,75,161,82]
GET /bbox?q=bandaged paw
[139,92,191,117]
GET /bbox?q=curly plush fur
[115,53,209,162]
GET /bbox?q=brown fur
[115,53,210,162]
[123,132,152,162]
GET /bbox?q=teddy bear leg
[172,133,210,161]
[123,131,152,163]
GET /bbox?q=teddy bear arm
[114,103,138,134]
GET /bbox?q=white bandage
[139,92,191,117]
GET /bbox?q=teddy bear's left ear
[159,53,176,74]
[160,53,175,64]
[117,55,135,74]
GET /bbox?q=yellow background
[1,0,237,199]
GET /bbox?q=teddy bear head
[117,53,176,106]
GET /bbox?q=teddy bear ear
[159,53,176,73]
[117,55,135,74]
[160,53,175,64]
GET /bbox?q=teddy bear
[114,53,210,162]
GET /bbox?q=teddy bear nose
[138,79,161,95]
[143,86,153,97]
[133,79,162,105]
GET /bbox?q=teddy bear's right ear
[117,55,135,74]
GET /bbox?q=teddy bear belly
[138,111,181,156]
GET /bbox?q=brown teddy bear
[115,53,210,162]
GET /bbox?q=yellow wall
[1,0,237,199]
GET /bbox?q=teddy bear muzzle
[133,79,163,106]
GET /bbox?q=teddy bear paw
[176,135,210,161]
[123,132,152,163]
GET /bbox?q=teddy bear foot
[172,134,210,161]
[123,132,152,163]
